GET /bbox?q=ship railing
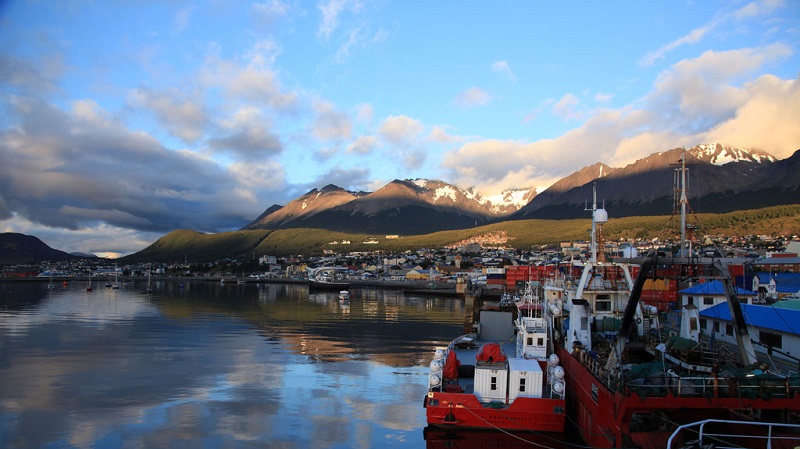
[622,373,800,399]
[666,418,800,449]
[578,350,621,391]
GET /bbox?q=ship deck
[440,335,561,400]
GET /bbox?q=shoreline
[0,276,464,296]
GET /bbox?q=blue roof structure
[700,303,800,335]
[678,280,755,296]
[772,272,800,294]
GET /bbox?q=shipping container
[507,358,543,401]
[474,363,508,403]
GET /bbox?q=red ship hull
[424,392,565,433]
[557,346,800,449]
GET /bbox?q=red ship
[423,284,566,433]
[543,169,800,449]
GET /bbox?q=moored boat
[423,287,566,432]
[308,267,350,291]
[546,156,800,449]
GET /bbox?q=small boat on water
[338,290,350,301]
[423,286,566,432]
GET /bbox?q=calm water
[0,281,573,449]
[0,280,470,448]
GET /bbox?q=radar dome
[593,208,608,223]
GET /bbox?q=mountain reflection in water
[0,281,465,448]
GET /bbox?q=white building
[700,303,800,367]
[678,280,756,312]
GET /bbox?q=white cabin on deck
[508,358,544,400]
[474,363,508,403]
[516,316,549,359]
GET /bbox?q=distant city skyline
[1,1,798,256]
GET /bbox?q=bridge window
[519,378,526,392]
[490,376,497,390]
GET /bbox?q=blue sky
[1,0,798,256]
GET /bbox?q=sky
[1,0,799,257]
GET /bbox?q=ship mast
[586,182,598,263]
[679,148,688,257]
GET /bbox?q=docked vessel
[308,267,350,291]
[546,160,800,448]
[423,283,566,432]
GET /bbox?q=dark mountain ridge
[513,144,797,220]
[0,233,79,265]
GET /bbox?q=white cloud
[354,103,373,124]
[200,41,297,110]
[208,107,283,158]
[172,5,196,34]
[428,126,463,144]
[312,100,352,141]
[704,74,800,156]
[491,60,516,82]
[443,44,799,194]
[317,0,352,39]
[552,93,582,120]
[455,87,491,109]
[640,26,710,66]
[228,160,286,192]
[127,87,208,143]
[594,92,614,103]
[346,135,377,154]
[252,0,289,27]
[378,115,424,147]
[639,0,787,66]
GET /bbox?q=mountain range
[245,144,799,235]
[3,144,798,265]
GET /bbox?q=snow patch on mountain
[483,189,532,211]
[433,185,458,203]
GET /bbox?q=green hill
[122,205,800,262]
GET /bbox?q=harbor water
[0,280,573,448]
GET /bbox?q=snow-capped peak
[690,144,776,166]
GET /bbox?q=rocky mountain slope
[244,179,537,235]
[245,144,797,234]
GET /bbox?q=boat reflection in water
[423,427,575,449]
[0,281,466,448]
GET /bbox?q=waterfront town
[5,233,799,297]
